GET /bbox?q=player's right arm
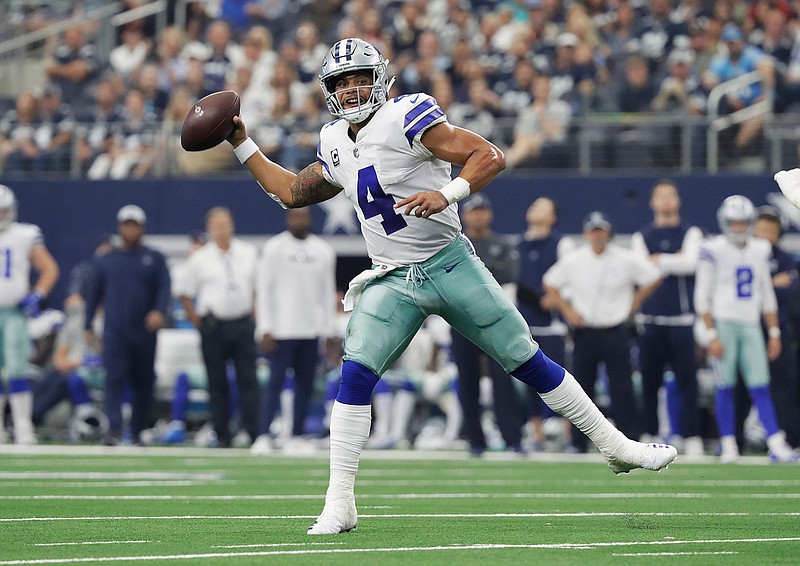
[228,116,342,208]
[694,244,722,357]
[29,243,59,298]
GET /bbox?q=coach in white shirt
[543,211,662,452]
[251,208,337,454]
[176,206,260,448]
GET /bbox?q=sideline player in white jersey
[694,195,797,463]
[224,38,677,534]
[0,185,59,444]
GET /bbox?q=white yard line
[33,542,154,547]
[0,482,219,488]
[0,473,223,480]
[611,551,739,557]
[2,493,799,501]
[0,538,797,564]
[3,512,800,522]
[210,543,344,548]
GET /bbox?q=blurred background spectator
[2,0,800,176]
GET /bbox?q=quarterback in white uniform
[695,195,797,463]
[225,38,677,535]
[0,185,59,444]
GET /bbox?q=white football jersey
[318,93,461,266]
[694,235,777,324]
[0,222,43,307]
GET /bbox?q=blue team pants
[639,323,699,438]
[103,331,156,442]
[258,338,320,437]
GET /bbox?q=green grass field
[1,445,798,565]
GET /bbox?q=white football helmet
[0,184,17,231]
[319,38,394,124]
[717,195,755,245]
[69,407,110,442]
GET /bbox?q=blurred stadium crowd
[3,0,800,177]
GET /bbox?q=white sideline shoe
[683,436,705,457]
[14,432,38,445]
[249,434,273,456]
[767,432,799,463]
[719,436,739,464]
[606,441,677,474]
[307,495,357,535]
[282,436,318,455]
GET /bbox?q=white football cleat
[307,495,358,535]
[249,434,273,455]
[683,436,705,457]
[719,436,739,464]
[774,168,800,208]
[767,432,799,463]
[606,441,677,475]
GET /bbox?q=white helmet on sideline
[717,195,755,245]
[0,184,17,231]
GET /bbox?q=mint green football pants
[715,320,770,388]
[0,307,31,381]
[343,235,539,376]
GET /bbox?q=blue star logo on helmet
[319,38,396,124]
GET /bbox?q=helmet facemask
[319,38,394,124]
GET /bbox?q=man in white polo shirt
[543,211,662,453]
[176,206,260,448]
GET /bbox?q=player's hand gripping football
[774,168,800,208]
[226,115,249,148]
[395,191,450,218]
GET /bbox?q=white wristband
[769,327,781,339]
[234,137,259,164]
[706,328,718,340]
[438,177,471,205]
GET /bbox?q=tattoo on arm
[289,163,342,206]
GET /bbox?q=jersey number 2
[736,267,753,298]
[356,166,407,235]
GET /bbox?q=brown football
[181,90,240,152]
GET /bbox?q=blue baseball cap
[721,23,743,42]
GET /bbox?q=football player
[0,184,59,444]
[694,195,797,463]
[226,38,678,534]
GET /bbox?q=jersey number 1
[356,166,407,235]
[2,248,9,278]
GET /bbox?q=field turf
[0,445,798,565]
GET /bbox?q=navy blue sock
[336,360,379,405]
[715,386,735,437]
[749,385,780,437]
[373,378,390,395]
[171,372,190,422]
[665,377,681,436]
[67,373,92,406]
[9,378,30,394]
[325,375,340,402]
[511,349,565,393]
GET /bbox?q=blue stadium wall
[6,172,785,305]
